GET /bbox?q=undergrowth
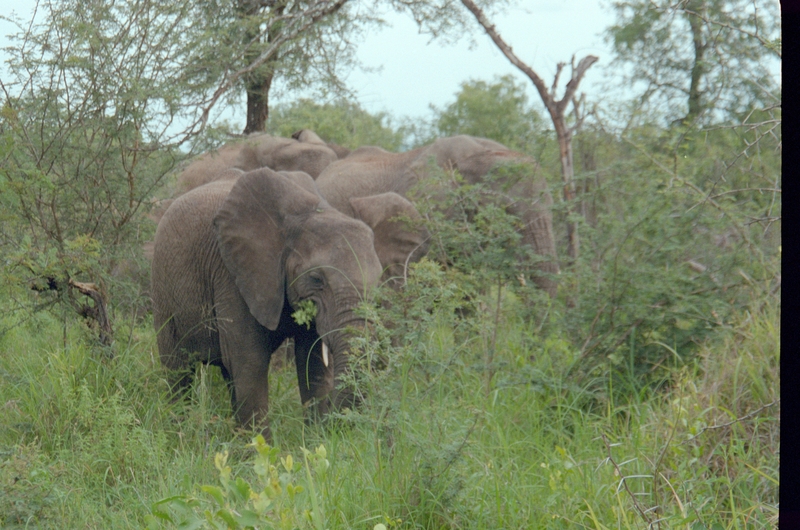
[0,269,778,528]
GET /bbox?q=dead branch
[552,62,565,98]
[681,399,779,444]
[459,0,597,263]
[68,279,113,346]
[29,276,113,347]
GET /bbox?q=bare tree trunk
[238,0,283,134]
[243,69,275,134]
[554,120,579,260]
[685,1,707,123]
[459,0,597,264]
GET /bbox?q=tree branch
[458,0,551,108]
[181,0,350,138]
[560,55,599,113]
[552,62,565,99]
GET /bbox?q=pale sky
[1,0,616,126]
[345,0,615,120]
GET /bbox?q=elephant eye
[306,271,325,289]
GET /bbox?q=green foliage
[551,118,781,394]
[292,299,319,330]
[0,261,779,528]
[605,0,781,123]
[0,444,59,527]
[0,0,218,326]
[268,99,406,151]
[149,436,331,529]
[431,75,544,151]
[408,163,545,289]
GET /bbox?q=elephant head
[235,133,339,179]
[213,169,382,334]
[152,168,383,436]
[293,128,352,159]
[349,192,430,288]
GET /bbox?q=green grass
[0,293,779,529]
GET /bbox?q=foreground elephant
[316,135,560,297]
[176,130,340,195]
[151,168,383,436]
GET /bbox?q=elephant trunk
[308,307,370,417]
[325,319,365,410]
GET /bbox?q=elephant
[315,135,560,297]
[292,129,352,159]
[347,191,430,288]
[151,167,384,437]
[175,131,341,196]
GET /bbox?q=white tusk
[322,342,329,368]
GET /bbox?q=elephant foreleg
[217,297,274,438]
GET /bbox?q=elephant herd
[150,129,559,437]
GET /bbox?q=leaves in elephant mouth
[292,299,318,329]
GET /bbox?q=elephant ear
[349,192,429,273]
[214,168,321,330]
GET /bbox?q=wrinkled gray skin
[347,192,430,288]
[151,168,383,437]
[176,130,340,195]
[146,131,342,230]
[292,129,351,159]
[316,135,560,297]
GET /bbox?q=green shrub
[148,436,331,530]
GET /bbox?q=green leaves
[268,99,406,151]
[292,299,318,330]
[152,436,330,529]
[605,0,781,122]
[432,75,543,151]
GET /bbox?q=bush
[149,436,331,529]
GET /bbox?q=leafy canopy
[605,0,781,124]
[431,75,543,151]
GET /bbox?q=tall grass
[0,280,778,528]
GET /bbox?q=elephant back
[316,148,423,216]
[176,144,243,195]
[412,135,531,184]
[235,134,338,179]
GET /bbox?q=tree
[459,0,598,262]
[179,0,374,135]
[432,75,543,151]
[0,0,499,336]
[233,0,374,133]
[0,0,207,338]
[605,0,781,125]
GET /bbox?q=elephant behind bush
[315,135,560,297]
